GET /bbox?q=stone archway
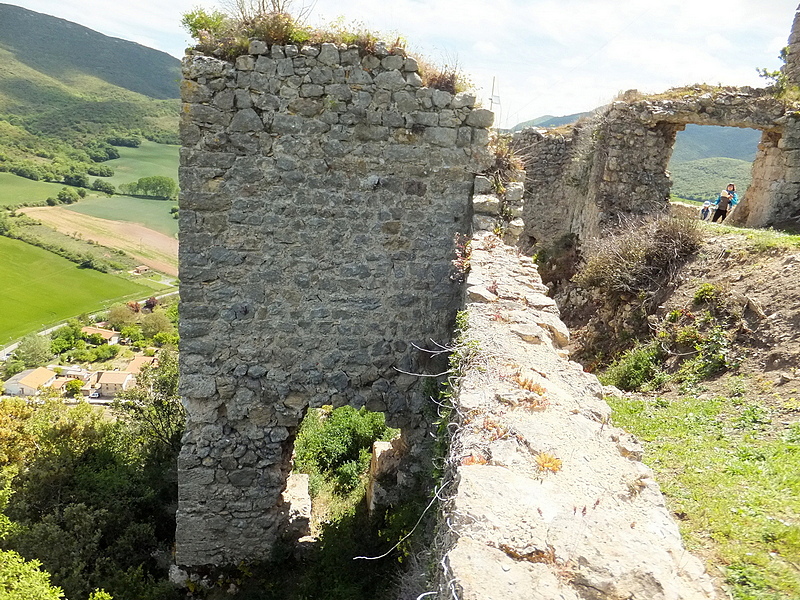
[513,87,800,249]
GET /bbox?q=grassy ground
[0,235,151,343]
[64,195,178,237]
[608,392,800,599]
[0,172,73,207]
[105,141,179,189]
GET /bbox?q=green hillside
[0,3,180,186]
[105,141,179,188]
[0,3,180,100]
[512,112,591,131]
[669,157,753,203]
[671,124,761,163]
[0,172,73,206]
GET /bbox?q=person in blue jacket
[711,183,738,223]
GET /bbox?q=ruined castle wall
[512,129,582,249]
[177,43,492,566]
[434,234,717,599]
[744,114,800,231]
[785,5,800,88]
[515,89,795,249]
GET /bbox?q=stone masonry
[513,88,800,250]
[785,4,800,88]
[177,42,493,566]
[435,233,717,599]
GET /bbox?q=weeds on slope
[608,392,800,600]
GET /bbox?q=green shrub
[334,456,367,493]
[0,550,64,600]
[599,342,667,391]
[693,282,718,304]
[677,326,737,382]
[295,406,396,477]
[181,7,228,39]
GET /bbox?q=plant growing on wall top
[181,3,472,94]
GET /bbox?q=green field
[106,141,179,188]
[0,235,151,343]
[65,195,178,237]
[0,172,74,207]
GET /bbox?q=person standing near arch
[712,183,738,223]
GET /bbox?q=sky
[6,0,799,128]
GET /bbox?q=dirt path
[21,206,179,277]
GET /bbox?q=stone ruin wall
[785,5,800,88]
[176,42,493,566]
[435,233,717,599]
[515,90,800,250]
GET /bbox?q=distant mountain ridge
[511,112,591,131]
[0,3,180,100]
[671,124,760,163]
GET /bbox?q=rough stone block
[466,108,495,128]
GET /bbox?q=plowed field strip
[21,206,178,276]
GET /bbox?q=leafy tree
[91,180,115,195]
[151,332,178,348]
[119,326,143,343]
[2,360,25,380]
[84,333,106,346]
[3,401,178,600]
[115,350,183,454]
[0,397,36,467]
[90,345,119,362]
[50,321,82,355]
[0,550,64,600]
[87,165,114,177]
[140,312,173,339]
[64,380,84,399]
[106,136,140,148]
[165,302,178,326]
[13,334,52,368]
[0,212,12,235]
[63,173,89,188]
[120,176,178,200]
[57,187,79,204]
[107,305,137,330]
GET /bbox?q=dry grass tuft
[574,215,702,295]
[535,452,562,473]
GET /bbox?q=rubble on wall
[471,173,525,246]
[435,232,717,599]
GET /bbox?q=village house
[81,326,121,345]
[96,371,134,397]
[4,367,57,397]
[125,355,156,374]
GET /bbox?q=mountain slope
[0,4,180,176]
[512,112,591,131]
[669,157,753,202]
[0,3,180,100]
[671,124,761,163]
